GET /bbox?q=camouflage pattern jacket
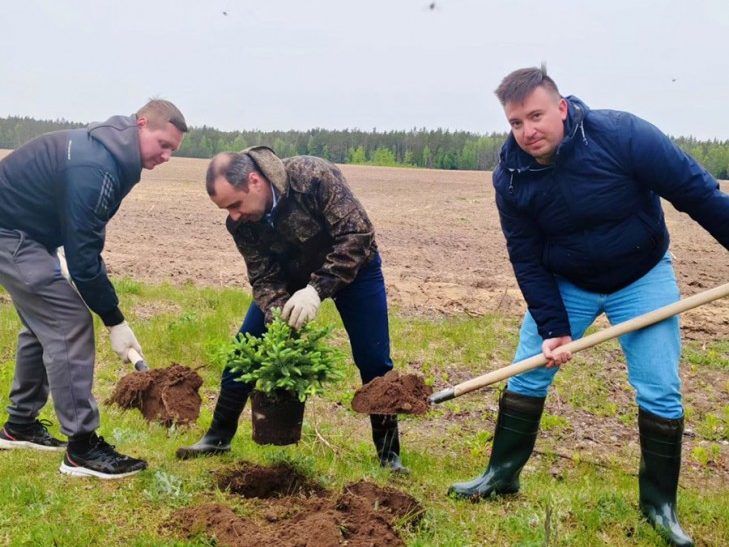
[226,147,378,320]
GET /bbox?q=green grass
[685,339,729,370]
[0,281,728,546]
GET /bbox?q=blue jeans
[222,253,394,393]
[507,253,683,419]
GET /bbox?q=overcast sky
[2,0,728,139]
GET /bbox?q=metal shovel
[430,281,729,404]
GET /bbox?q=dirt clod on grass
[351,370,433,415]
[339,480,424,523]
[107,364,203,426]
[167,463,424,547]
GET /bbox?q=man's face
[504,86,568,165]
[210,173,273,223]
[137,117,184,170]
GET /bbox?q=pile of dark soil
[167,504,250,545]
[107,364,203,426]
[167,464,424,546]
[351,370,433,415]
[341,480,422,520]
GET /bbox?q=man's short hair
[495,64,561,106]
[136,99,188,133]
[205,152,259,196]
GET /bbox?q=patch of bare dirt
[342,480,423,522]
[107,364,203,426]
[166,504,258,546]
[167,463,423,547]
[352,370,433,415]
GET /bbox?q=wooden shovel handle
[127,348,149,372]
[430,281,729,403]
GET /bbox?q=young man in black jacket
[0,100,187,479]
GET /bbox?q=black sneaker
[0,419,67,452]
[60,435,147,479]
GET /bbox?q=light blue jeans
[507,253,683,418]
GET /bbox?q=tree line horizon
[2,115,728,179]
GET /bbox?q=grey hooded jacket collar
[88,115,143,187]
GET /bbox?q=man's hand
[282,285,321,330]
[108,321,143,363]
[542,336,572,368]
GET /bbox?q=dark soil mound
[107,364,203,426]
[285,494,404,547]
[216,462,325,499]
[167,504,260,546]
[351,370,432,415]
[168,464,423,546]
[341,480,424,524]
[164,481,422,547]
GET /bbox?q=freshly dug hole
[107,364,203,426]
[216,462,325,499]
[351,370,432,415]
[167,475,423,547]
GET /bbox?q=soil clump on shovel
[107,364,203,426]
[351,370,432,415]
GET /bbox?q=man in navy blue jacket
[449,66,728,546]
[0,100,187,479]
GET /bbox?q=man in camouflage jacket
[177,146,406,472]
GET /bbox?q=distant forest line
[2,116,729,178]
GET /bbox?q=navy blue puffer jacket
[493,97,729,339]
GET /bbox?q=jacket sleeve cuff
[538,325,572,339]
[308,278,333,301]
[306,282,324,299]
[100,307,125,327]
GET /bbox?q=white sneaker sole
[0,438,66,452]
[59,462,145,480]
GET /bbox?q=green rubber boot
[638,408,694,546]
[448,390,545,500]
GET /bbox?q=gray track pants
[0,229,99,437]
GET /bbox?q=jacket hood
[242,145,289,194]
[499,95,590,171]
[88,115,142,185]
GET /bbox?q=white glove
[281,285,321,330]
[108,321,143,363]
